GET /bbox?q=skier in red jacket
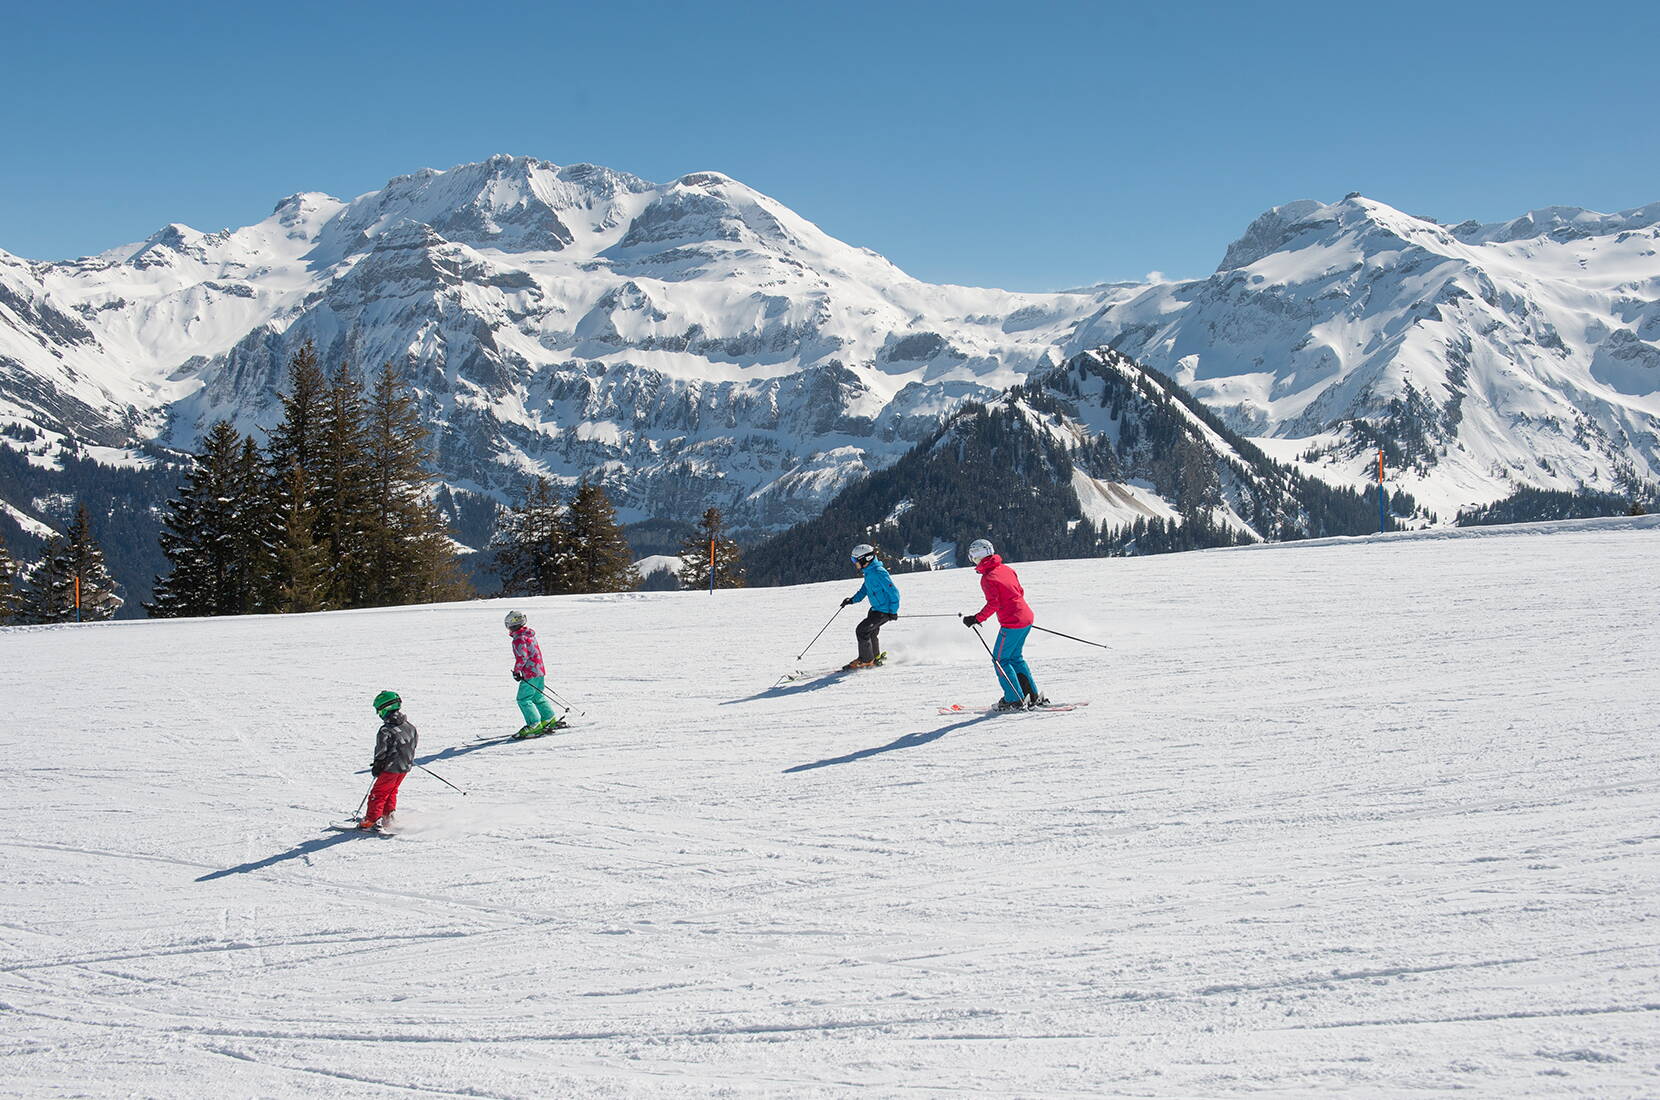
[961,539,1048,710]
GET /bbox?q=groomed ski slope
[3,518,1658,1097]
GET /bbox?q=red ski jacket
[971,554,1034,629]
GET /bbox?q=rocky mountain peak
[1215,199,1332,271]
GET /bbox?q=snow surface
[3,519,1658,1096]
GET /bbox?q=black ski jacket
[371,712,419,776]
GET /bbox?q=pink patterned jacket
[511,626,546,679]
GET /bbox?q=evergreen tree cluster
[0,531,16,623]
[147,344,470,618]
[490,477,638,596]
[1455,486,1655,526]
[0,505,123,623]
[0,429,180,614]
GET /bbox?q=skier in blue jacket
[841,543,899,670]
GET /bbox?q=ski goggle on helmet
[850,543,876,568]
[967,538,995,564]
[373,690,400,717]
[504,610,527,630]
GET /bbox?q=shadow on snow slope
[723,670,852,705]
[782,713,996,773]
[195,830,365,881]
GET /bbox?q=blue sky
[4,0,1657,289]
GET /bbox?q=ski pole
[794,604,846,662]
[969,620,1024,700]
[1030,624,1112,650]
[416,763,467,796]
[533,680,585,717]
[771,604,849,686]
[351,783,371,820]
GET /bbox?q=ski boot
[842,658,875,671]
[994,697,1026,712]
[1024,693,1050,708]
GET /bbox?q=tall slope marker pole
[709,536,715,595]
[1377,448,1387,533]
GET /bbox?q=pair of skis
[777,652,887,685]
[326,821,396,837]
[937,700,1088,716]
[472,720,572,747]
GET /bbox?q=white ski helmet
[850,543,876,568]
[967,538,995,564]
[504,610,527,630]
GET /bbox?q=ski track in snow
[2,519,1657,1096]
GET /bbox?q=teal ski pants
[516,677,555,725]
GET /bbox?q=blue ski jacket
[850,558,900,614]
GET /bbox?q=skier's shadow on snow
[196,831,362,881]
[783,713,995,773]
[724,672,849,705]
[416,741,505,765]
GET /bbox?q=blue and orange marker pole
[1376,448,1387,533]
[708,536,715,595]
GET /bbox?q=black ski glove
[840,597,854,607]
[512,670,523,681]
[962,614,979,627]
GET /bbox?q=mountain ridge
[2,157,1657,608]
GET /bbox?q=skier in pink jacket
[504,610,559,737]
[961,538,1048,710]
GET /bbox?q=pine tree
[235,435,282,613]
[0,531,18,624]
[266,341,332,607]
[26,505,122,622]
[360,361,469,606]
[266,342,328,479]
[677,507,746,590]
[491,478,572,597]
[564,482,637,594]
[313,362,375,607]
[148,421,271,617]
[273,464,331,613]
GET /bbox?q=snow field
[2,518,1658,1096]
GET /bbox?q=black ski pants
[856,610,898,662]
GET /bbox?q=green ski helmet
[373,690,401,718]
[504,610,527,631]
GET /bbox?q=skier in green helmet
[360,690,418,831]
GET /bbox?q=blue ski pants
[516,677,555,725]
[992,626,1039,703]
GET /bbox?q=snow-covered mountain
[1069,195,1660,517]
[0,156,1115,550]
[5,164,1658,596]
[747,347,1393,586]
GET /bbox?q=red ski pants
[366,771,406,822]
